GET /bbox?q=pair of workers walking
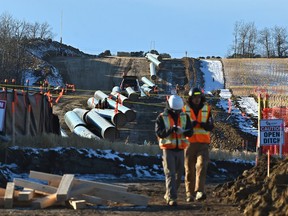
[155,87,214,206]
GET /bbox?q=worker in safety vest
[183,87,214,202]
[155,95,193,206]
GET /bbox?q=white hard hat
[168,95,184,110]
[112,86,121,93]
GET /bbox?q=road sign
[260,119,284,146]
[0,100,6,132]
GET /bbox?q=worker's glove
[192,121,198,127]
[176,127,185,135]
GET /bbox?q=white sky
[1,0,288,58]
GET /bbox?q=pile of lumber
[0,171,149,209]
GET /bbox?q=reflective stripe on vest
[184,105,211,143]
[159,111,189,149]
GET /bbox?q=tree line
[229,21,288,58]
[0,12,54,81]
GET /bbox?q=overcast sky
[1,0,287,58]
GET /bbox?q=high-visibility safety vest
[158,111,190,150]
[183,104,211,144]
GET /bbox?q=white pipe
[149,62,157,80]
[146,53,162,68]
[141,77,155,87]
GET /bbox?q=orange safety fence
[262,107,288,155]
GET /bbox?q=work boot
[167,199,177,206]
[186,196,194,202]
[195,191,206,201]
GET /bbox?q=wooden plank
[56,174,74,202]
[29,171,62,186]
[0,188,6,196]
[29,170,128,192]
[72,183,149,206]
[32,193,57,209]
[14,178,57,195]
[18,188,35,201]
[76,194,106,206]
[4,182,15,209]
[68,199,86,210]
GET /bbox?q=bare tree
[0,12,55,81]
[231,21,242,57]
[273,26,288,57]
[29,21,41,39]
[39,22,53,39]
[258,27,274,57]
[246,22,257,57]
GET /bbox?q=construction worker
[183,87,214,202]
[155,95,193,206]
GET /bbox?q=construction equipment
[119,76,141,93]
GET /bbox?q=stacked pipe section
[141,77,157,95]
[145,53,162,80]
[64,110,101,140]
[73,108,116,140]
[94,90,136,122]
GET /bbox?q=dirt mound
[214,156,288,215]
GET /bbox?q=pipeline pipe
[149,62,157,80]
[73,125,101,140]
[64,110,86,132]
[141,77,156,88]
[110,91,129,107]
[146,53,163,68]
[85,110,116,140]
[94,90,136,122]
[141,85,153,95]
[125,87,139,101]
[87,97,100,109]
[91,108,127,127]
[147,53,162,61]
[73,107,116,140]
[64,111,101,140]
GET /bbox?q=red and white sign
[260,119,284,146]
[0,100,6,132]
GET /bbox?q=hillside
[222,58,288,107]
[46,55,258,151]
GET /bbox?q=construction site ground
[0,55,287,215]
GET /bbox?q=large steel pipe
[73,126,101,140]
[110,91,129,107]
[94,90,136,122]
[73,108,89,121]
[87,97,100,109]
[147,53,162,61]
[141,77,156,88]
[64,111,100,140]
[149,62,157,80]
[92,108,127,127]
[85,110,116,140]
[125,86,139,101]
[73,108,116,140]
[141,85,153,96]
[146,53,163,68]
[64,110,86,132]
[94,90,109,100]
